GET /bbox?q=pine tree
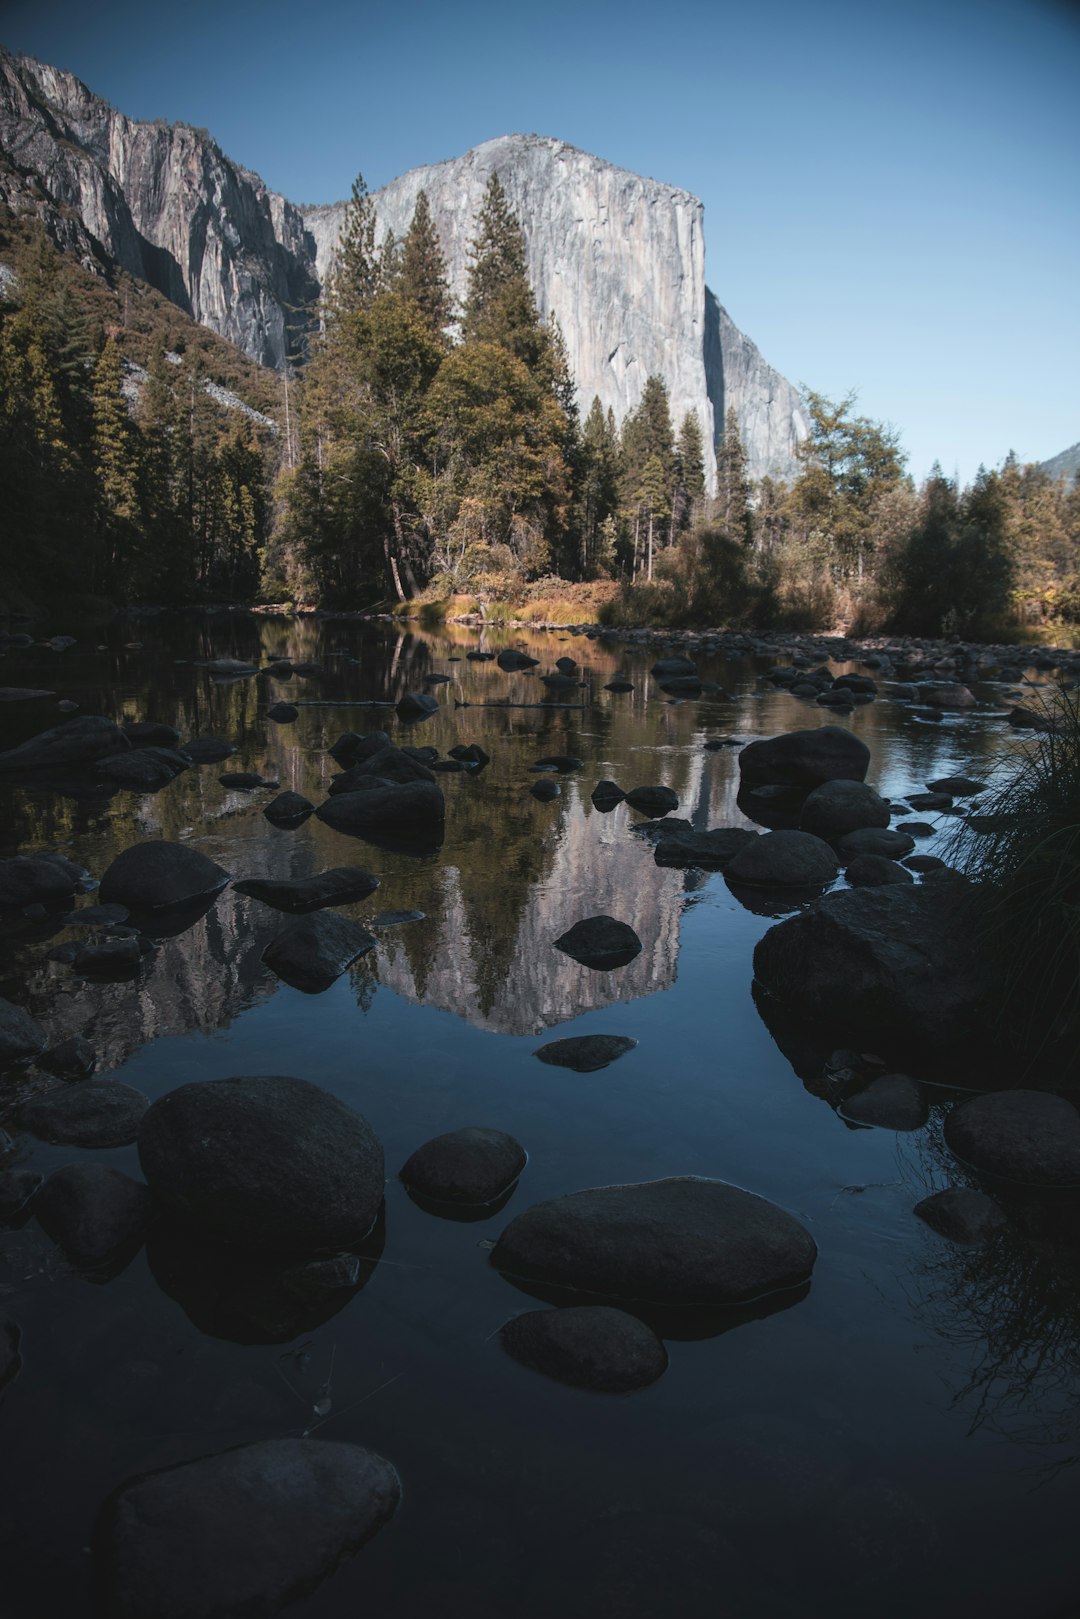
[91,336,140,584]
[674,409,707,536]
[461,174,548,372]
[716,406,752,544]
[329,174,379,322]
[577,395,619,576]
[399,190,452,338]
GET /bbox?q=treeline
[0,208,278,605]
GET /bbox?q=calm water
[1,615,1077,1619]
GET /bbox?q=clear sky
[3,0,1077,484]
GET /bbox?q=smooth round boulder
[834,826,916,861]
[99,841,230,910]
[725,830,838,888]
[21,1081,148,1147]
[800,779,890,838]
[34,1164,151,1269]
[501,1305,668,1393]
[943,1091,1080,1187]
[921,683,976,709]
[530,779,561,802]
[263,791,313,827]
[591,780,625,810]
[845,854,914,888]
[267,702,298,723]
[0,855,81,910]
[399,1127,526,1205]
[738,725,870,789]
[93,1438,400,1619]
[262,913,377,993]
[554,916,642,970]
[96,748,190,789]
[137,1075,385,1251]
[839,1072,928,1130]
[914,1187,1008,1244]
[534,1035,637,1072]
[624,785,679,817]
[654,827,757,870]
[927,776,987,796]
[180,736,236,763]
[233,868,379,914]
[491,1176,817,1306]
[395,691,438,721]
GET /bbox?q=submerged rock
[267,702,299,722]
[233,868,379,914]
[531,754,584,773]
[40,1035,97,1079]
[399,1127,526,1205]
[21,1081,148,1147]
[498,649,539,671]
[263,791,314,827]
[0,715,129,771]
[839,1072,928,1130]
[316,781,445,851]
[262,912,376,993]
[799,779,890,837]
[554,915,642,970]
[94,1438,400,1619]
[534,1034,637,1072]
[0,999,47,1066]
[395,691,439,721]
[943,1091,1080,1187]
[219,772,279,790]
[137,1075,385,1251]
[834,826,916,861]
[34,1164,151,1270]
[845,854,914,887]
[624,785,679,817]
[180,736,236,763]
[0,855,81,910]
[654,827,757,869]
[725,830,838,888]
[96,748,190,789]
[122,721,181,747]
[501,1305,668,1392]
[914,1187,1008,1244]
[99,841,230,910]
[738,725,870,789]
[530,779,561,802]
[492,1176,816,1305]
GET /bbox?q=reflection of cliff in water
[377,795,684,1034]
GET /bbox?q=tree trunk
[647,513,654,582]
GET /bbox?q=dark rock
[179,736,236,763]
[0,1170,42,1224]
[840,1072,928,1130]
[448,743,490,768]
[71,937,143,979]
[534,1034,637,1072]
[531,754,584,773]
[122,721,181,747]
[591,780,625,810]
[395,691,439,721]
[0,687,55,702]
[234,868,379,914]
[650,656,698,679]
[530,779,561,802]
[1007,706,1051,731]
[219,772,280,790]
[833,674,877,694]
[624,785,679,817]
[554,916,642,970]
[0,715,129,771]
[725,830,838,888]
[401,746,439,766]
[40,1035,97,1079]
[0,855,82,910]
[799,779,890,837]
[262,912,376,993]
[905,790,953,812]
[424,672,452,685]
[657,674,703,695]
[329,730,390,767]
[400,1127,526,1205]
[93,1438,400,1619]
[263,791,314,827]
[46,943,80,965]
[21,1081,148,1147]
[555,656,578,674]
[0,998,47,1065]
[738,725,870,789]
[330,745,435,791]
[944,1091,1080,1187]
[99,841,230,910]
[501,1305,667,1392]
[96,748,190,789]
[900,820,935,837]
[497,649,539,671]
[466,649,495,661]
[654,827,757,869]
[834,826,916,860]
[316,781,445,851]
[914,1187,1008,1244]
[371,909,425,927]
[753,882,995,1067]
[0,1315,21,1391]
[492,1176,816,1305]
[605,679,635,693]
[541,673,580,690]
[34,1164,151,1270]
[65,903,129,927]
[921,683,976,709]
[903,854,946,873]
[845,854,914,887]
[199,657,260,677]
[704,737,741,749]
[137,1075,384,1251]
[927,776,986,796]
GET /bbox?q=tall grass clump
[954,689,1080,1076]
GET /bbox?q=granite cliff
[0,46,806,479]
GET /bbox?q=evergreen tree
[399,190,452,338]
[91,336,140,584]
[576,395,619,576]
[715,406,752,544]
[461,174,548,373]
[618,375,675,575]
[329,174,379,323]
[673,409,707,536]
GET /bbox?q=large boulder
[491,1176,816,1305]
[137,1075,384,1251]
[34,1164,151,1269]
[399,1127,526,1206]
[233,868,380,914]
[554,916,642,970]
[501,1305,668,1392]
[725,830,839,888]
[395,691,439,721]
[262,913,376,993]
[0,855,81,910]
[263,791,314,827]
[0,998,47,1065]
[95,748,191,789]
[753,882,996,1067]
[624,785,679,817]
[534,1034,637,1072]
[654,827,757,870]
[0,715,129,771]
[799,779,890,838]
[99,842,230,910]
[498,649,539,671]
[943,1091,1080,1187]
[738,726,870,789]
[914,1187,1007,1244]
[93,1438,400,1619]
[315,781,445,851]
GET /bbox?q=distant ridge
[1040,442,1080,485]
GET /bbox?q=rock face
[0,48,805,481]
[753,883,996,1067]
[137,1075,384,1251]
[94,1438,400,1619]
[492,1176,817,1305]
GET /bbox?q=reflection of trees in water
[898,1123,1080,1475]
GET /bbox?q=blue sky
[3,0,1077,484]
